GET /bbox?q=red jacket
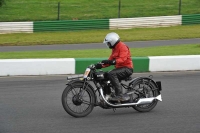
[103,41,133,69]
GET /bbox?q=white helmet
[103,32,120,48]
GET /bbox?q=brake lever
[99,62,104,65]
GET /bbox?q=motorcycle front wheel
[62,82,95,118]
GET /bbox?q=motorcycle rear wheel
[62,82,95,117]
[130,79,158,112]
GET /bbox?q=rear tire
[130,79,158,112]
[62,82,95,117]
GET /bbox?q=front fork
[76,79,89,98]
[78,80,99,106]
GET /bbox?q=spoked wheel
[62,82,95,117]
[130,79,159,112]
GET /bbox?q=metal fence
[0,0,200,22]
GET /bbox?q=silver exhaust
[100,88,162,107]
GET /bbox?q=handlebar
[67,74,84,80]
[89,63,104,69]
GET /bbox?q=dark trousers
[107,67,133,96]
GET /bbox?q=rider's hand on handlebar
[95,63,102,69]
[101,60,116,65]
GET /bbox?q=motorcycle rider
[95,32,133,102]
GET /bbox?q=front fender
[66,79,84,85]
[66,80,95,91]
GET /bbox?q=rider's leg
[108,70,122,96]
[107,67,133,102]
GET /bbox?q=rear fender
[129,77,162,93]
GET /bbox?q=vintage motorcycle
[62,63,162,118]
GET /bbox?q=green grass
[0,25,200,46]
[0,44,200,59]
[0,0,200,22]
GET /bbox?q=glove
[95,63,102,69]
[101,60,116,65]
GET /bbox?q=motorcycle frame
[66,66,162,108]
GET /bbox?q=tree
[0,0,5,7]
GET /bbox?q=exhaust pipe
[100,88,162,107]
[136,94,162,105]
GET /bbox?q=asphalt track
[0,38,200,52]
[1,71,200,133]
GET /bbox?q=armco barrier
[110,15,181,29]
[149,55,200,72]
[1,14,200,33]
[0,58,75,76]
[1,55,200,76]
[75,57,149,74]
[0,22,33,33]
[33,19,109,32]
[182,14,200,25]
[75,58,114,74]
[132,57,149,72]
[0,57,149,76]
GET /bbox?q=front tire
[62,82,95,117]
[130,79,159,112]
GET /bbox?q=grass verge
[0,44,200,59]
[0,25,200,46]
[0,0,199,21]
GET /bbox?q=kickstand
[113,108,116,112]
